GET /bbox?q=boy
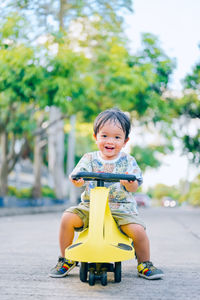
[49,108,164,280]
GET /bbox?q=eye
[115,136,121,139]
[101,134,107,138]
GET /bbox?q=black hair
[93,108,131,140]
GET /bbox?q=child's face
[94,120,129,160]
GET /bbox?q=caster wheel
[101,271,107,286]
[89,271,95,286]
[114,262,121,282]
[80,262,88,282]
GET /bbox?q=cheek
[96,140,103,147]
[117,141,126,148]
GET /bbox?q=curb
[0,204,71,217]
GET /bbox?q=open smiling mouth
[105,146,114,150]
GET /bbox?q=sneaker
[49,257,76,278]
[137,261,164,280]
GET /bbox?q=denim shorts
[65,202,146,231]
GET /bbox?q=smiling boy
[49,108,164,280]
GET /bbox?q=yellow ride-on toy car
[65,172,136,286]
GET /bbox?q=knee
[60,212,83,229]
[132,224,148,242]
[60,212,73,227]
[121,223,147,242]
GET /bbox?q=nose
[107,137,115,144]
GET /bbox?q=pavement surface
[0,206,200,300]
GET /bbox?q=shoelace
[56,257,65,270]
[144,261,156,271]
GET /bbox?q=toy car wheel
[80,262,88,282]
[89,271,95,286]
[114,262,121,282]
[101,271,107,286]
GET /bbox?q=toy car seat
[65,172,136,285]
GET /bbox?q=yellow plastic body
[65,186,135,263]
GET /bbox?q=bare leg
[120,223,150,264]
[59,212,83,257]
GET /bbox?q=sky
[125,0,200,92]
[124,0,200,189]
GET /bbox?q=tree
[81,32,175,171]
[0,14,44,196]
[131,145,171,172]
[3,0,133,199]
[172,52,200,166]
[6,0,133,33]
[152,183,180,203]
[0,2,177,198]
[181,58,200,165]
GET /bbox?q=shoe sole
[49,263,76,278]
[138,273,165,280]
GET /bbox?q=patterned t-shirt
[71,151,143,214]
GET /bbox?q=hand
[120,172,138,192]
[69,175,85,187]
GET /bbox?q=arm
[120,156,143,192]
[69,153,92,188]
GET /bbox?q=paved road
[0,206,200,300]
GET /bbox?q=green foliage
[152,183,181,202]
[131,145,161,172]
[182,130,200,164]
[8,185,56,198]
[7,186,18,196]
[131,140,174,172]
[64,121,96,169]
[184,61,200,90]
[0,9,176,126]
[41,185,56,198]
[133,33,176,122]
[80,32,175,123]
[0,14,44,138]
[10,0,133,35]
[187,175,200,206]
[173,92,200,119]
[146,187,154,199]
[151,174,200,207]
[40,45,89,114]
[0,12,27,44]
[141,33,176,87]
[8,186,32,198]
[0,2,184,198]
[188,187,200,206]
[176,51,200,166]
[171,79,200,167]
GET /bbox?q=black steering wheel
[71,172,136,187]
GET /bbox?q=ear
[93,133,97,141]
[124,137,129,145]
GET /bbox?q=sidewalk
[0,204,69,217]
[1,207,200,300]
[0,196,74,217]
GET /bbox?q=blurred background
[0,0,199,208]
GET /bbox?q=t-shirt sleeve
[70,153,92,175]
[127,156,143,186]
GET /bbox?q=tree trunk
[0,131,8,196]
[67,114,77,204]
[48,106,66,199]
[67,115,76,176]
[32,134,42,198]
[46,0,67,199]
[59,0,65,30]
